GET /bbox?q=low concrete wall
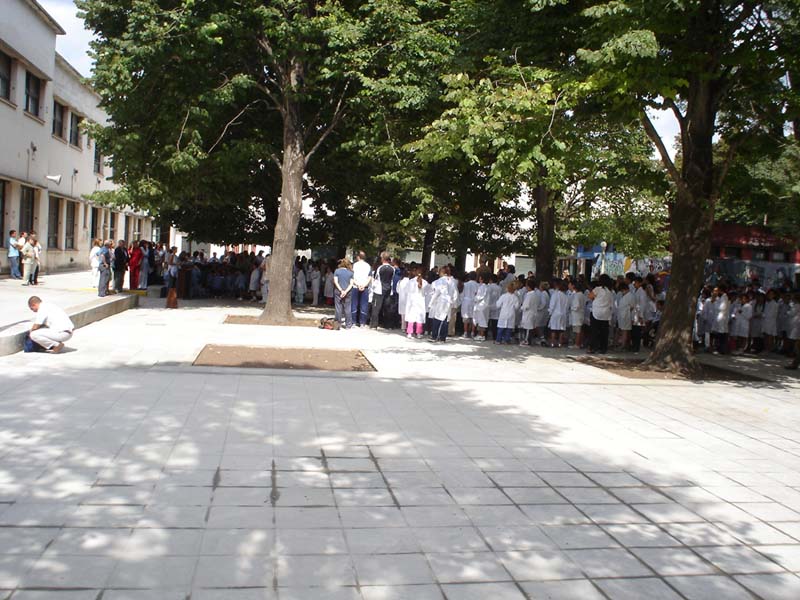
[0,294,139,356]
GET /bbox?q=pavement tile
[353,553,435,585]
[565,548,652,578]
[735,573,800,599]
[594,577,682,600]
[666,575,756,600]
[520,579,605,599]
[427,552,509,583]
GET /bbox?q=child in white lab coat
[567,280,585,348]
[487,274,502,341]
[615,282,634,350]
[461,272,479,339]
[495,281,521,344]
[473,274,490,341]
[404,267,429,339]
[294,267,306,305]
[519,279,538,346]
[547,280,569,348]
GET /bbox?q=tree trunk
[534,186,556,279]
[420,214,438,271]
[644,190,713,374]
[260,108,305,324]
[645,76,716,374]
[454,247,468,275]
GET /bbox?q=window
[65,201,76,249]
[53,101,66,138]
[772,251,787,263]
[109,212,117,241]
[25,71,41,117]
[69,113,82,147]
[19,187,35,232]
[90,206,98,240]
[94,143,103,174]
[724,247,741,259]
[0,51,11,101]
[47,197,60,249]
[753,250,767,261]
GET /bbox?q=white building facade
[0,0,152,275]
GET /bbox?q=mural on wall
[704,259,799,290]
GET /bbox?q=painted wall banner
[704,258,800,289]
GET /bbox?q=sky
[41,0,682,160]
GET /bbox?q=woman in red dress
[128,244,142,290]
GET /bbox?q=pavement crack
[212,466,221,489]
[270,459,280,507]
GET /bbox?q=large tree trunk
[645,76,716,374]
[534,186,556,279]
[260,107,305,324]
[645,190,713,374]
[420,213,438,271]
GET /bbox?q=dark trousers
[631,325,643,352]
[351,288,370,325]
[431,318,449,341]
[113,269,126,292]
[370,293,386,328]
[488,319,498,340]
[335,292,352,328]
[590,315,609,353]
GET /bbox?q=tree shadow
[0,366,797,599]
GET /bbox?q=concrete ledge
[0,293,139,357]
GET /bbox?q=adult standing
[351,251,372,327]
[97,241,112,297]
[128,242,142,290]
[588,274,614,354]
[138,241,150,289]
[370,252,395,329]
[21,234,37,286]
[334,258,354,329]
[89,239,102,286]
[428,266,459,343]
[27,296,74,353]
[7,230,22,279]
[113,240,129,292]
[310,262,322,305]
[31,236,42,285]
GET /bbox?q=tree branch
[641,110,687,195]
[305,81,350,163]
[176,107,191,151]
[207,102,257,154]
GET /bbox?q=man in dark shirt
[113,240,129,292]
[370,251,396,329]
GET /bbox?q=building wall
[0,0,153,275]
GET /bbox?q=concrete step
[0,294,139,356]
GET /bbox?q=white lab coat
[712,294,730,334]
[429,276,458,321]
[461,280,479,319]
[569,291,585,328]
[397,277,410,317]
[487,284,502,320]
[404,278,429,324]
[496,292,521,329]
[520,290,538,330]
[537,289,550,327]
[548,289,568,331]
[616,291,634,331]
[762,300,778,336]
[474,283,490,328]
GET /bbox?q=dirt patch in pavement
[224,315,320,327]
[573,356,765,382]
[194,344,375,372]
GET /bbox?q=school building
[0,0,153,276]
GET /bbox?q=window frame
[19,186,35,233]
[24,71,41,117]
[93,143,103,175]
[52,100,66,138]
[47,196,60,249]
[65,201,76,250]
[69,112,83,148]
[0,51,11,102]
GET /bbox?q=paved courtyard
[1,289,800,599]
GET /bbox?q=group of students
[695,284,800,362]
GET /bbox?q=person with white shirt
[487,274,502,341]
[351,251,372,327]
[428,266,459,343]
[762,289,779,352]
[710,285,731,354]
[547,280,569,348]
[404,266,429,339]
[588,274,614,354]
[519,279,538,345]
[567,280,586,348]
[495,281,521,344]
[473,274,490,341]
[27,296,74,353]
[615,282,634,350]
[461,273,479,339]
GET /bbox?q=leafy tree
[573,0,799,373]
[79,0,452,323]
